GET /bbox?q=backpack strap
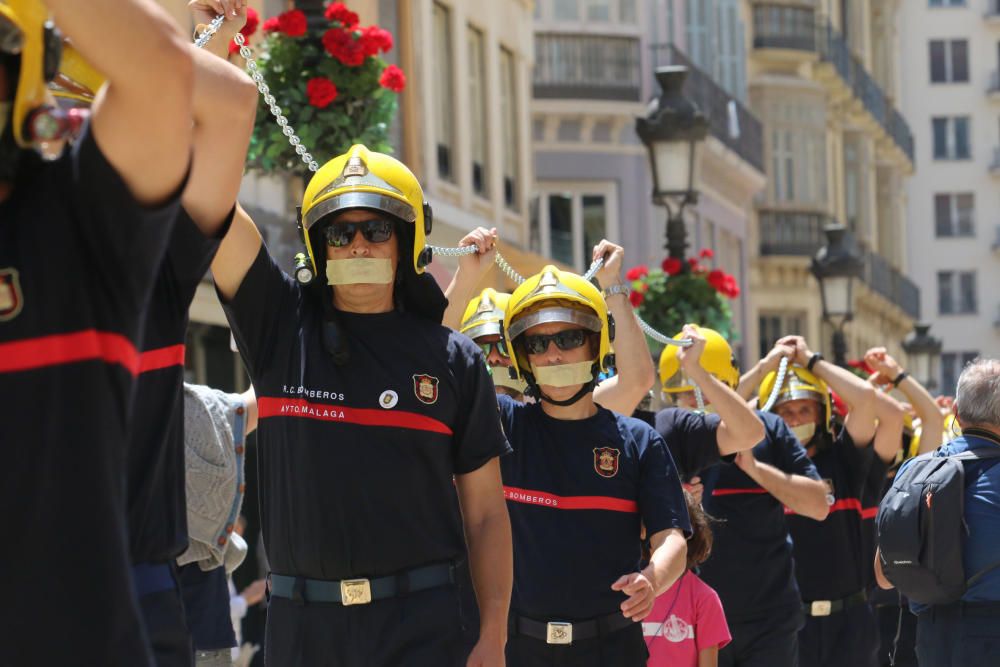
[968,560,1000,588]
[948,448,1000,461]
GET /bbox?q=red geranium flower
[242,7,260,36]
[699,248,714,259]
[262,16,280,33]
[306,77,338,109]
[359,25,393,54]
[661,257,683,276]
[629,290,645,308]
[707,269,725,290]
[625,265,648,281]
[277,9,307,37]
[379,64,406,92]
[324,2,359,28]
[323,27,366,66]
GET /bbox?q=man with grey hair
[878,358,1000,666]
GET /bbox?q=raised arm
[680,325,765,454]
[865,347,945,455]
[211,203,263,300]
[441,227,498,331]
[183,2,258,232]
[779,335,878,446]
[592,240,656,415]
[737,341,796,402]
[45,0,194,205]
[734,449,829,521]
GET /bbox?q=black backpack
[876,432,1000,606]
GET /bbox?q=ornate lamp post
[636,66,708,268]
[811,225,864,367]
[902,323,943,391]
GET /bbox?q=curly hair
[684,489,714,569]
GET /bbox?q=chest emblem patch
[413,374,439,405]
[0,268,23,322]
[594,447,621,478]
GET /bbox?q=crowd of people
[2,1,999,666]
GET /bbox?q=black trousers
[265,585,465,667]
[505,622,647,667]
[719,606,802,667]
[797,602,879,667]
[877,604,917,667]
[139,587,194,667]
[916,603,1000,667]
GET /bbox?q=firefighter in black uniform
[0,0,194,664]
[212,144,513,666]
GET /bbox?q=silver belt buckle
[340,578,372,606]
[810,600,832,617]
[546,621,573,645]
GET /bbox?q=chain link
[760,355,790,413]
[199,16,693,353]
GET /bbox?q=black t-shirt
[500,395,692,620]
[128,208,226,564]
[787,428,875,601]
[653,408,724,481]
[0,125,179,664]
[178,563,237,651]
[696,412,822,620]
[222,248,510,579]
[860,452,889,590]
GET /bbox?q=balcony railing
[650,44,764,171]
[533,33,642,101]
[758,209,921,319]
[751,3,915,163]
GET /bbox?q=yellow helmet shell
[503,265,613,381]
[1,0,55,147]
[659,325,738,392]
[300,144,429,276]
[759,365,833,428]
[460,288,510,340]
[50,41,104,106]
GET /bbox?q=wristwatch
[807,352,824,372]
[891,370,909,387]
[602,283,631,299]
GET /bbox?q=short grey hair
[955,358,1000,427]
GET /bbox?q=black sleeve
[770,415,822,481]
[451,337,513,474]
[835,429,875,495]
[70,122,184,308]
[654,408,722,480]
[638,426,693,538]
[161,206,232,301]
[221,245,301,378]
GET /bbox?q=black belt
[510,611,634,645]
[803,590,868,617]
[269,563,454,605]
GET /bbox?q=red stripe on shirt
[711,487,770,497]
[503,485,639,513]
[861,507,878,519]
[138,344,185,373]
[0,329,139,375]
[785,498,863,516]
[257,397,453,436]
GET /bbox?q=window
[938,270,977,314]
[432,3,455,181]
[933,193,975,237]
[543,0,637,23]
[585,0,611,21]
[941,351,978,396]
[758,312,805,360]
[757,94,827,207]
[534,184,618,271]
[553,0,579,20]
[929,0,966,6]
[467,26,488,198]
[499,48,519,210]
[929,39,969,83]
[932,116,971,159]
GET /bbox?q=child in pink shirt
[644,490,730,666]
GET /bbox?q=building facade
[899,0,1000,395]
[743,0,918,367]
[531,0,766,363]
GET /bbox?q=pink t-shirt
[643,571,731,666]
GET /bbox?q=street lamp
[902,323,943,391]
[811,225,864,367]
[636,66,709,265]
[295,0,328,29]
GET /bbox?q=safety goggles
[522,329,590,355]
[324,219,394,247]
[478,339,510,359]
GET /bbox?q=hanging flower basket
[242,3,405,178]
[626,249,741,355]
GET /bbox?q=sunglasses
[478,340,510,359]
[522,329,590,355]
[324,219,394,247]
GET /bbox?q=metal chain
[197,16,692,351]
[760,355,790,412]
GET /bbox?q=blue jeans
[916,602,1000,666]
